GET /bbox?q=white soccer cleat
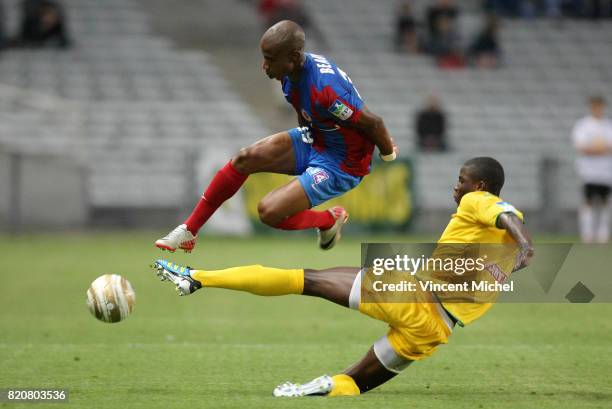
[273,375,333,397]
[317,207,349,251]
[155,224,197,253]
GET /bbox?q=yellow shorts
[359,301,452,361]
[350,270,453,363]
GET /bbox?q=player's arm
[576,142,611,155]
[574,134,610,155]
[352,108,397,160]
[497,212,534,272]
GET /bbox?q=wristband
[379,151,397,162]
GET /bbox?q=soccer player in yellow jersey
[152,157,534,397]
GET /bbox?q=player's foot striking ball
[155,19,397,253]
[153,158,535,397]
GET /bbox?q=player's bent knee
[231,148,251,174]
[232,147,261,174]
[373,336,413,374]
[257,200,282,226]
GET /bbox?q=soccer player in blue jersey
[156,20,397,253]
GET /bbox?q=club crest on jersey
[307,167,329,184]
[328,99,353,121]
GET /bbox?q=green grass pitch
[1,232,611,409]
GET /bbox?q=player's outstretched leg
[151,261,405,396]
[152,260,305,297]
[155,131,296,253]
[151,261,357,304]
[154,159,247,253]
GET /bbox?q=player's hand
[379,138,398,162]
[513,245,534,272]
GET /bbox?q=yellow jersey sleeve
[460,192,523,228]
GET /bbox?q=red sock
[184,161,248,234]
[275,210,335,231]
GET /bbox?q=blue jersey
[281,53,374,176]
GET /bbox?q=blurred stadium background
[1,1,612,408]
[1,0,611,235]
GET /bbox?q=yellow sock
[328,374,360,396]
[191,265,304,296]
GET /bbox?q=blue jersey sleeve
[317,78,364,126]
[308,55,364,126]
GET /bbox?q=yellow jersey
[436,191,524,325]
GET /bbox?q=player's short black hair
[464,157,505,196]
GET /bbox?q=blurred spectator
[424,0,464,68]
[483,0,520,16]
[544,0,563,17]
[484,0,611,18]
[427,0,458,37]
[558,0,582,16]
[520,0,542,18]
[468,14,501,69]
[259,0,293,27]
[0,0,6,51]
[395,0,419,53]
[12,0,71,49]
[415,95,448,152]
[258,0,327,48]
[259,0,279,25]
[583,0,612,19]
[425,14,464,68]
[483,0,543,17]
[572,96,612,243]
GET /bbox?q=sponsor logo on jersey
[485,262,508,283]
[328,99,354,121]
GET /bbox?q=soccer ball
[86,274,136,323]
